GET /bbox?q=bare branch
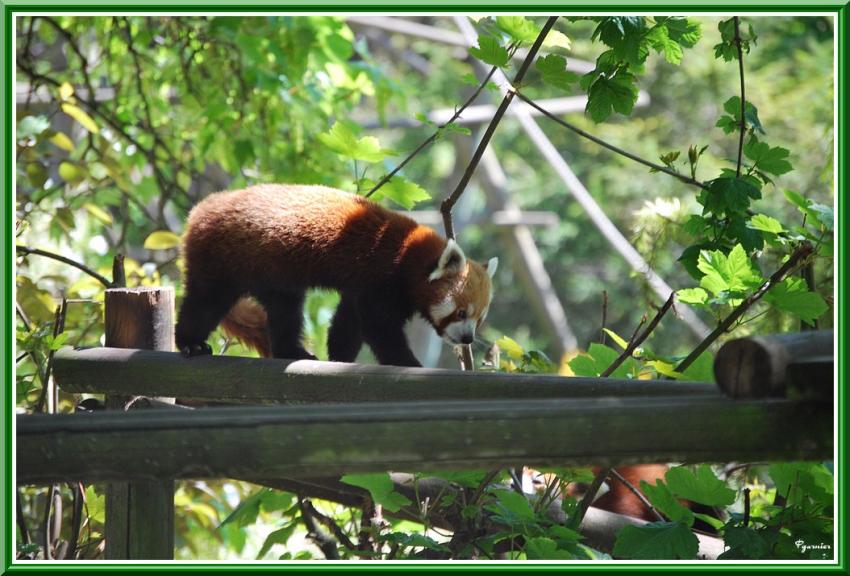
[513,90,709,191]
[600,292,675,378]
[365,63,501,198]
[16,245,112,288]
[733,16,746,178]
[609,469,666,523]
[441,17,559,240]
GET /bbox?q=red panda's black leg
[176,281,241,357]
[327,293,363,362]
[255,288,317,361]
[357,293,421,367]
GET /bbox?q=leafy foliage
[15,14,834,562]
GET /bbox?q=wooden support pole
[17,395,830,483]
[52,347,721,404]
[714,330,833,399]
[103,287,175,560]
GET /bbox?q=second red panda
[175,184,497,366]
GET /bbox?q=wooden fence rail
[52,347,720,404]
[18,394,830,484]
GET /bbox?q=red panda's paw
[180,342,213,358]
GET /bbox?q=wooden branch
[16,245,112,288]
[512,90,709,191]
[17,395,830,483]
[674,243,814,375]
[714,330,833,399]
[600,292,675,378]
[441,17,558,240]
[52,347,720,403]
[733,16,746,178]
[365,62,499,198]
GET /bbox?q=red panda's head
[423,240,497,346]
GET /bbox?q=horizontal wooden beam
[53,347,721,404]
[17,396,830,483]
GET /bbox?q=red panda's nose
[461,334,474,345]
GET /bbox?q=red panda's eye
[457,310,467,320]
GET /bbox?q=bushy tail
[220,297,272,358]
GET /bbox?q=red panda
[175,184,498,366]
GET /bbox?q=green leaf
[542,30,571,51]
[535,54,579,91]
[768,462,833,506]
[743,137,793,176]
[525,537,574,560]
[646,24,683,64]
[676,287,708,305]
[17,115,51,139]
[665,465,736,506]
[373,176,430,210]
[697,244,759,296]
[645,360,683,379]
[143,230,182,250]
[721,525,769,559]
[568,342,633,378]
[702,177,761,217]
[679,351,714,383]
[748,214,784,234]
[468,35,510,67]
[602,328,629,350]
[586,70,638,123]
[715,115,737,134]
[317,121,394,163]
[495,16,539,44]
[256,523,299,559]
[340,473,412,512]
[663,17,702,48]
[485,488,536,528]
[613,521,699,559]
[721,96,764,134]
[26,162,48,188]
[84,203,113,226]
[496,335,524,360]
[58,161,85,184]
[61,103,99,133]
[218,489,265,529]
[640,479,694,525]
[763,277,829,325]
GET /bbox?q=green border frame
[1,2,846,571]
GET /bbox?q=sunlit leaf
[61,103,99,133]
[143,230,181,250]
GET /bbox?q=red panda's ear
[429,239,467,281]
[487,257,499,278]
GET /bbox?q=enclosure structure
[15,286,833,559]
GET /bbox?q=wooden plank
[714,330,833,398]
[103,287,175,560]
[52,347,720,403]
[17,396,830,483]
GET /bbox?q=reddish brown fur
[177,184,493,364]
[592,465,670,521]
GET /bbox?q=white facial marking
[429,296,456,324]
[443,319,477,345]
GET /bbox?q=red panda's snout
[423,240,498,346]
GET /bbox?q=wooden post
[104,286,175,559]
[714,330,833,399]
